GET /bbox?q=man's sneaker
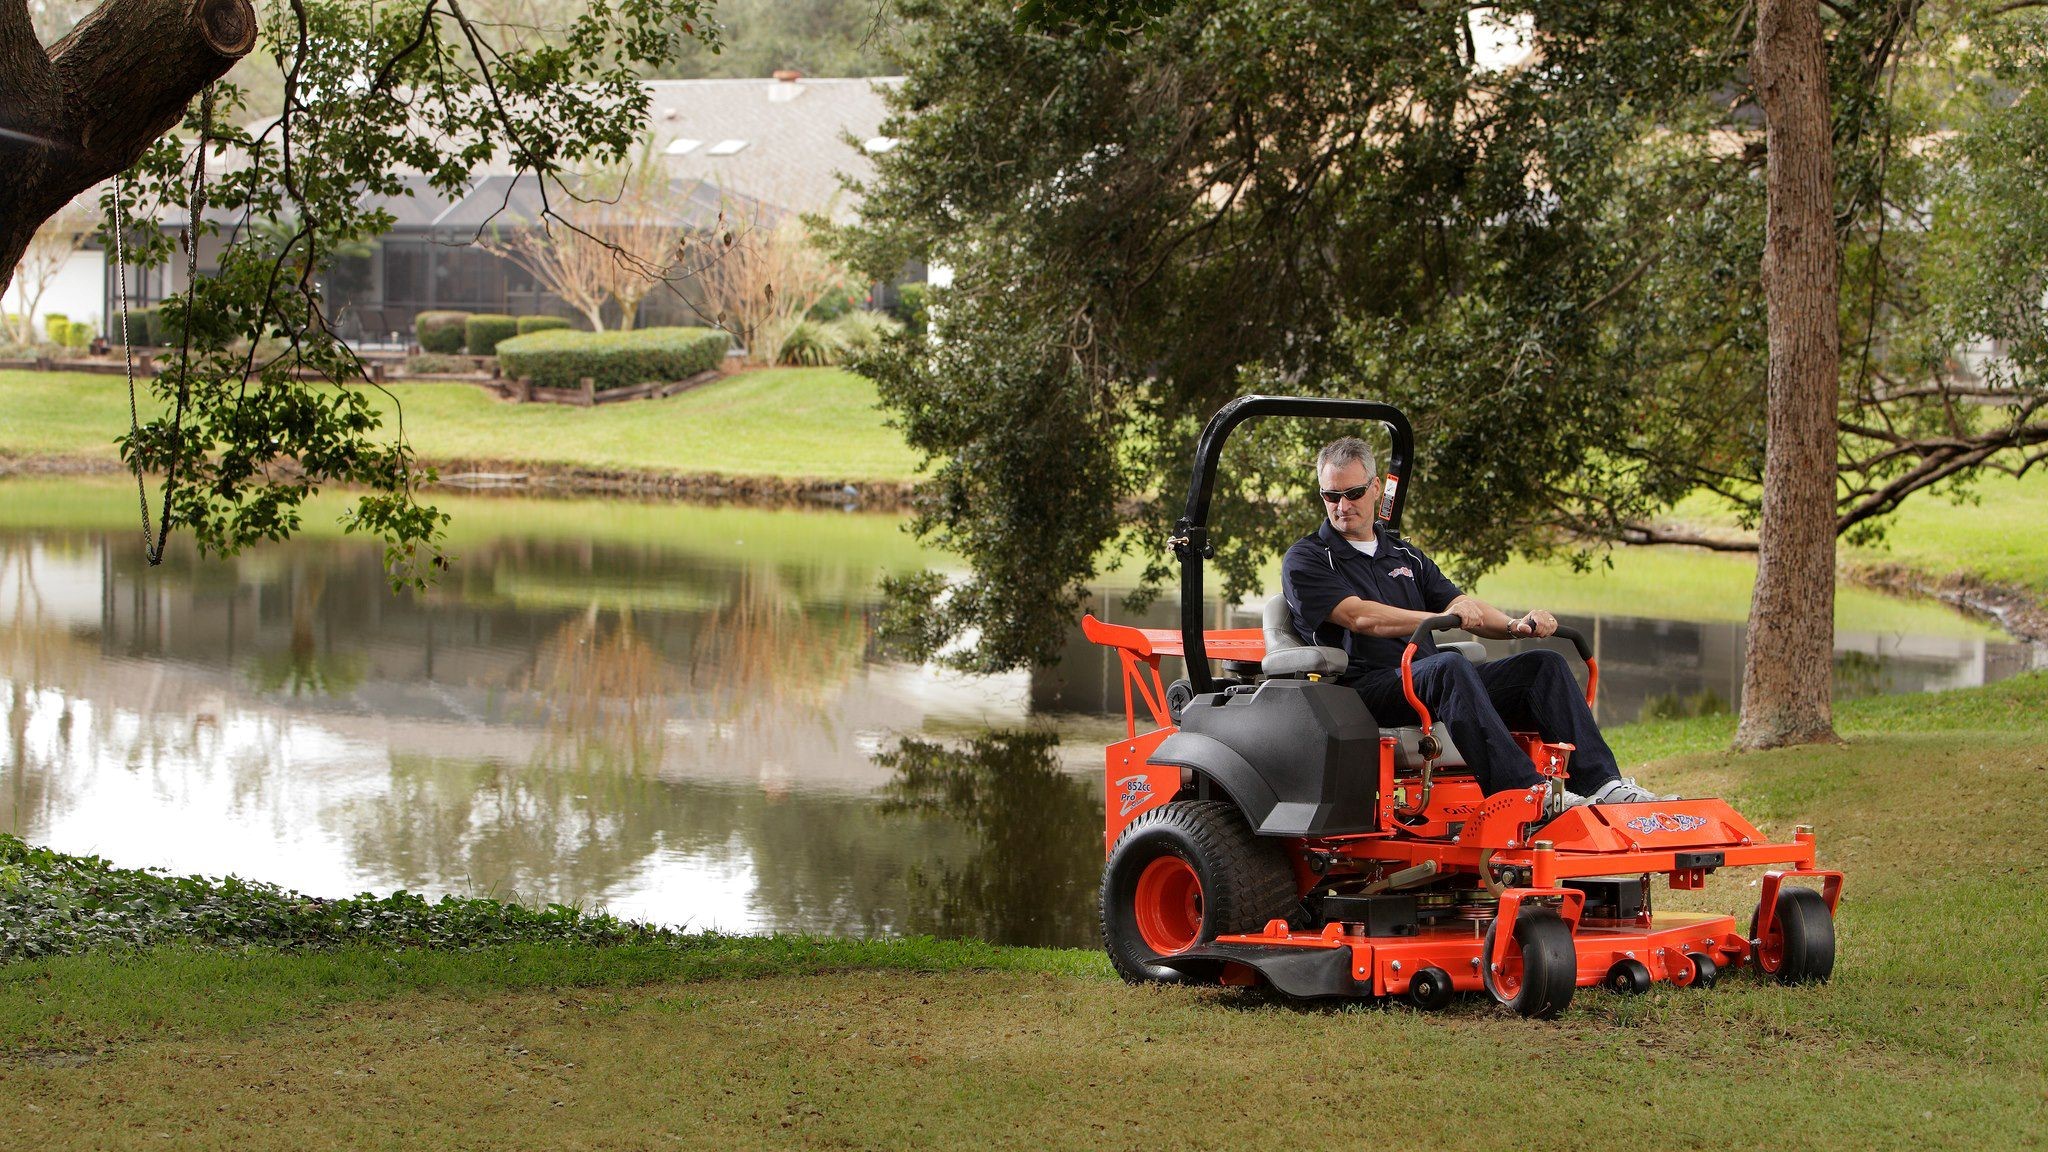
[1587,777,1678,805]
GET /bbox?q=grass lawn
[1673,471,2048,597]
[0,367,920,483]
[3,673,2044,1150]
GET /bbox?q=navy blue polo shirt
[1280,520,1463,680]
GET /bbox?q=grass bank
[1666,472,2048,622]
[3,673,2044,1150]
[0,366,919,483]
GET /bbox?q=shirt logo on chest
[1388,566,1414,579]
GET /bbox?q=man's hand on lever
[1445,596,1558,640]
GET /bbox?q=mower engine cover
[1148,679,1380,837]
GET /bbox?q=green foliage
[465,313,520,356]
[776,318,844,366]
[414,310,472,355]
[517,314,575,335]
[40,313,67,340]
[827,309,902,356]
[103,0,721,585]
[404,353,478,375]
[497,326,730,389]
[1011,0,1177,46]
[891,282,930,336]
[0,834,675,961]
[648,0,897,79]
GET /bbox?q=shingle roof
[641,77,901,223]
[160,76,898,231]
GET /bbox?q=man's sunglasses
[1319,482,1376,504]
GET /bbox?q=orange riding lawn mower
[1082,396,1842,1018]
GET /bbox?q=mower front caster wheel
[1681,953,1719,989]
[1604,958,1652,995]
[1406,966,1455,1011]
[1482,909,1576,1019]
[1752,886,1836,985]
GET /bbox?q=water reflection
[878,731,1103,947]
[0,489,2038,949]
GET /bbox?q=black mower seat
[1260,595,1471,771]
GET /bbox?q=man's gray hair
[1315,436,1377,479]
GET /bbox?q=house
[82,74,903,342]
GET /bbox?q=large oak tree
[844,0,2048,749]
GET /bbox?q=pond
[1,479,2034,948]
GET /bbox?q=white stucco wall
[4,247,106,337]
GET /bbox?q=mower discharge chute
[1083,396,1842,1018]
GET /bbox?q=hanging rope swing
[117,84,216,567]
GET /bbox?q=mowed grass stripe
[0,367,920,482]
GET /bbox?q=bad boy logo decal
[1625,812,1709,835]
[1115,774,1154,817]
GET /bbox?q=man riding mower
[1081,396,1842,1018]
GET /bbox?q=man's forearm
[1333,598,1440,638]
[1448,596,1519,639]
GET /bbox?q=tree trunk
[0,0,255,296]
[1737,0,1842,750]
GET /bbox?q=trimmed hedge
[415,310,471,354]
[517,314,574,335]
[496,326,731,390]
[465,313,519,356]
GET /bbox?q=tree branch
[1,0,254,292]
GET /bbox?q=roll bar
[1174,396,1414,695]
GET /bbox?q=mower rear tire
[1482,909,1577,1019]
[1101,800,1299,985]
[1753,886,1835,985]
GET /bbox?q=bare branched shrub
[696,200,848,365]
[482,143,692,332]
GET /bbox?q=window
[665,137,703,156]
[706,139,748,156]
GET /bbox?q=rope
[114,171,156,561]
[120,85,215,566]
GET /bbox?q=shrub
[827,310,903,356]
[465,313,519,356]
[777,319,845,366]
[414,310,471,353]
[112,305,155,346]
[58,319,95,349]
[516,314,574,335]
[404,353,476,375]
[42,313,69,341]
[496,326,731,390]
[136,303,189,347]
[806,283,865,323]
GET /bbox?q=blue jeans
[1349,649,1621,796]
